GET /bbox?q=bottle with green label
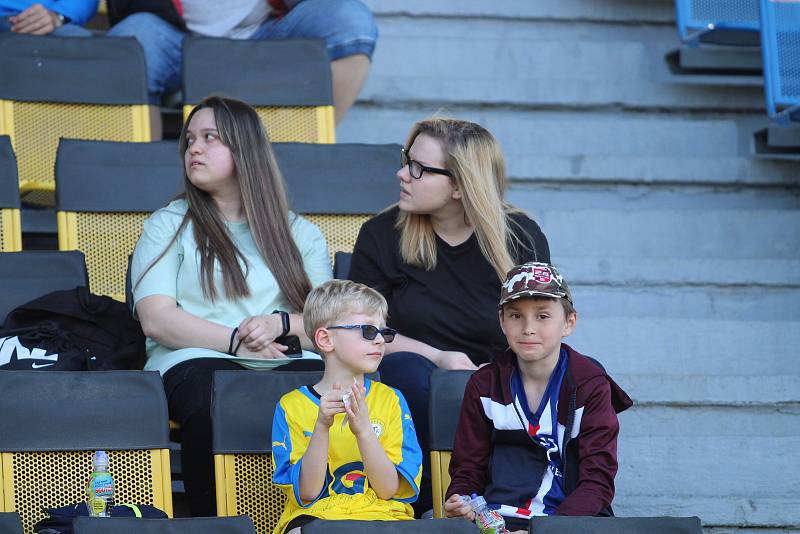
[86,450,115,517]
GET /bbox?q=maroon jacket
[446,344,633,516]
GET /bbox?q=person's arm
[554,378,619,516]
[49,0,99,26]
[345,382,399,500]
[445,374,493,503]
[298,383,345,502]
[385,333,477,371]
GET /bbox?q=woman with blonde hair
[132,96,331,516]
[349,117,549,515]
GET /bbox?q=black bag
[0,321,89,370]
[34,503,168,534]
[1,287,146,371]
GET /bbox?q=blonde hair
[303,280,388,350]
[396,117,530,281]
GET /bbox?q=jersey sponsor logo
[272,435,288,450]
[31,362,56,369]
[331,462,366,495]
[370,418,384,438]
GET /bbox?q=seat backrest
[0,512,23,534]
[674,0,759,43]
[273,143,400,263]
[529,516,703,534]
[0,371,173,534]
[55,139,182,301]
[429,369,474,519]
[0,136,21,251]
[182,38,335,143]
[304,519,479,533]
[0,250,88,325]
[759,0,800,122]
[212,370,322,534]
[0,34,151,203]
[73,516,257,534]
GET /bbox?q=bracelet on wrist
[228,327,239,356]
[272,310,290,337]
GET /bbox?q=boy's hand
[317,383,346,428]
[344,382,372,438]
[444,494,476,521]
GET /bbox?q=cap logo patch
[532,268,551,284]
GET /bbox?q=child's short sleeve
[382,388,423,502]
[271,397,330,508]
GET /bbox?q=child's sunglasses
[326,324,397,343]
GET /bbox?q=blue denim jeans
[106,0,378,104]
[0,16,92,36]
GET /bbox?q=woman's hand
[317,383,346,428]
[444,494,476,521]
[238,314,283,352]
[435,351,478,371]
[236,340,288,359]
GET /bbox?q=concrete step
[568,318,800,377]
[338,108,798,186]
[615,374,798,405]
[507,183,800,211]
[566,285,800,321]
[530,209,800,260]
[555,256,800,287]
[359,12,763,111]
[616,405,800,526]
[365,0,676,24]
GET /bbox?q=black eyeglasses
[327,324,397,343]
[401,148,452,180]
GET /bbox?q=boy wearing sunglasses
[271,280,423,534]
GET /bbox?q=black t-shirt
[349,207,550,366]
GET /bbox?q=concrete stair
[341,1,800,531]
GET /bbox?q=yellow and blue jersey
[271,379,422,534]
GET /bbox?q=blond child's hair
[303,280,389,351]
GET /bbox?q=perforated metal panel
[65,212,149,301]
[2,449,169,534]
[690,0,758,23]
[0,208,22,251]
[304,214,370,264]
[777,29,800,99]
[1,102,149,199]
[218,454,284,534]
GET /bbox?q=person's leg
[377,351,437,517]
[163,358,246,517]
[51,23,93,37]
[252,0,378,123]
[107,11,185,138]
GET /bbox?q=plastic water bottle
[470,494,508,534]
[86,450,115,517]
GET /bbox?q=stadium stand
[304,518,479,533]
[0,136,21,251]
[428,369,474,519]
[0,250,88,325]
[272,142,399,265]
[0,34,153,205]
[54,139,181,302]
[0,512,23,534]
[73,515,257,534]
[212,370,322,534]
[530,516,703,534]
[0,371,173,534]
[182,38,336,143]
[759,0,800,125]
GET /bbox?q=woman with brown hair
[131,96,331,516]
[349,117,550,515]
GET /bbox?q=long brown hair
[396,117,530,281]
[139,96,311,311]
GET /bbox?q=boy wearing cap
[443,262,632,532]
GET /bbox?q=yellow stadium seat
[182,38,335,143]
[0,34,153,205]
[429,369,474,518]
[212,370,324,534]
[0,136,21,251]
[55,139,182,302]
[0,371,174,534]
[272,142,400,266]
